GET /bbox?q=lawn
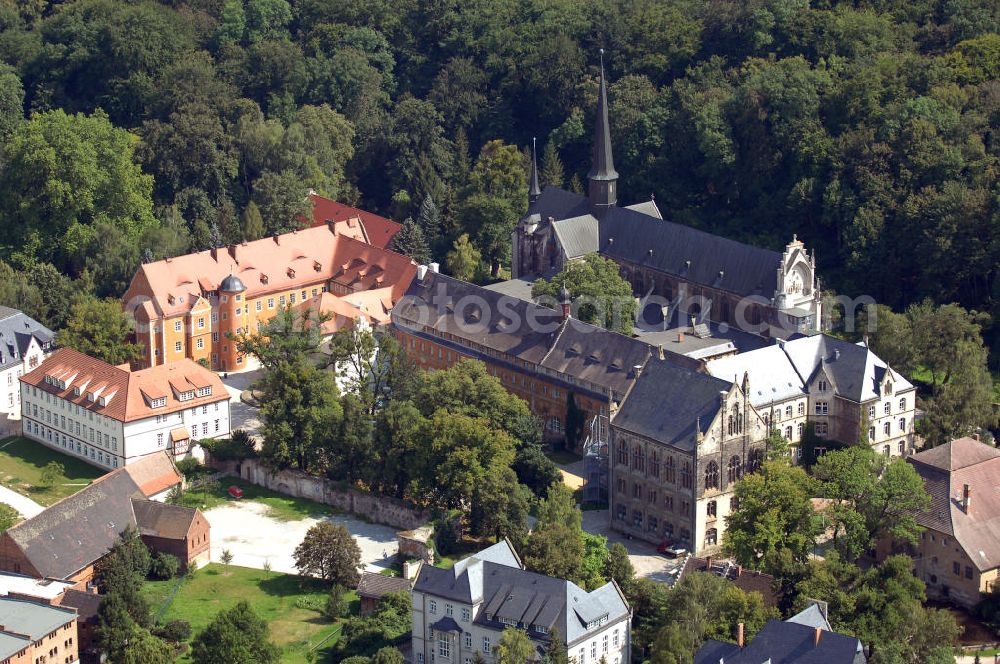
[145,563,356,663]
[172,477,337,521]
[0,436,104,506]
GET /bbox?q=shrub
[324,583,349,620]
[154,619,191,642]
[202,430,257,461]
[434,512,463,556]
[149,552,180,580]
[293,596,325,611]
[174,457,202,479]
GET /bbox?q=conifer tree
[240,201,265,241]
[390,218,431,265]
[540,141,565,189]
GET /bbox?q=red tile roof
[20,348,228,422]
[121,452,182,498]
[309,193,402,249]
[909,437,1000,571]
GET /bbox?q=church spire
[529,136,541,204]
[588,49,618,216]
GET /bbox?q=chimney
[417,265,428,281]
[737,623,744,648]
[833,349,841,360]
[632,364,643,379]
[429,262,440,273]
[326,219,337,234]
[228,244,238,260]
[963,484,971,512]
[658,344,665,360]
[814,626,821,647]
[210,247,219,261]
[272,233,280,245]
[677,332,685,343]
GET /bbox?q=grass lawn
[145,563,356,663]
[173,477,337,521]
[0,436,104,506]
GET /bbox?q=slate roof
[414,541,628,646]
[624,199,662,220]
[394,271,697,400]
[524,187,784,298]
[695,605,866,664]
[0,598,77,659]
[908,438,1000,571]
[612,358,730,450]
[356,571,413,599]
[59,589,103,622]
[707,344,807,406]
[5,465,203,580]
[0,307,54,371]
[132,500,198,540]
[780,335,913,403]
[5,470,143,579]
[588,61,617,181]
[552,215,599,260]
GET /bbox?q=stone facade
[237,459,430,530]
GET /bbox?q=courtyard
[194,485,399,575]
[582,509,683,583]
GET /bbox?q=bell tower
[588,49,618,216]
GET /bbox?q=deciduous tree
[56,296,144,365]
[532,254,637,334]
[190,600,280,664]
[293,522,362,585]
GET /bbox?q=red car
[227,485,244,499]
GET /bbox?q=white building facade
[19,348,230,470]
[412,541,630,664]
[0,307,55,434]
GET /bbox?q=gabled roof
[396,272,680,399]
[908,438,1000,571]
[414,541,629,646]
[552,215,599,260]
[5,470,143,579]
[308,193,402,249]
[707,344,807,406]
[124,224,415,319]
[132,499,199,540]
[356,571,413,599]
[779,335,913,403]
[20,348,228,422]
[612,359,730,450]
[0,306,54,371]
[121,452,182,498]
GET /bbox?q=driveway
[0,485,44,518]
[220,370,265,438]
[203,500,399,575]
[582,509,681,584]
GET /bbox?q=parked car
[227,485,244,499]
[657,540,688,558]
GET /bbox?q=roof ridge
[540,319,570,365]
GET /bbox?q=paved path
[203,500,399,575]
[582,509,681,584]
[220,370,265,438]
[0,484,44,518]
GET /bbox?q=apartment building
[20,348,230,469]
[411,540,630,664]
[0,307,54,434]
[123,216,416,371]
[0,597,79,664]
[610,359,769,555]
[706,334,917,460]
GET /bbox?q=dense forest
[0,0,997,348]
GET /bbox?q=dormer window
[177,390,195,402]
[196,386,212,397]
[150,397,167,408]
[261,274,269,285]
[73,387,81,397]
[287,268,295,278]
[313,261,322,272]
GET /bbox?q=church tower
[588,50,618,216]
[529,137,541,205]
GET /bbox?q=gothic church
[512,59,823,337]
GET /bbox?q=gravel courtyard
[204,500,400,575]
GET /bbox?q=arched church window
[727,455,743,484]
[705,462,719,490]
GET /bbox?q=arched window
[650,451,660,478]
[633,446,645,472]
[617,440,628,465]
[706,500,717,518]
[797,423,804,438]
[664,456,676,483]
[785,405,793,419]
[785,426,792,440]
[727,455,743,484]
[747,448,764,473]
[681,462,692,489]
[705,528,718,546]
[704,461,719,490]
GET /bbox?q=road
[0,484,44,518]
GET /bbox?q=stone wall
[230,458,431,530]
